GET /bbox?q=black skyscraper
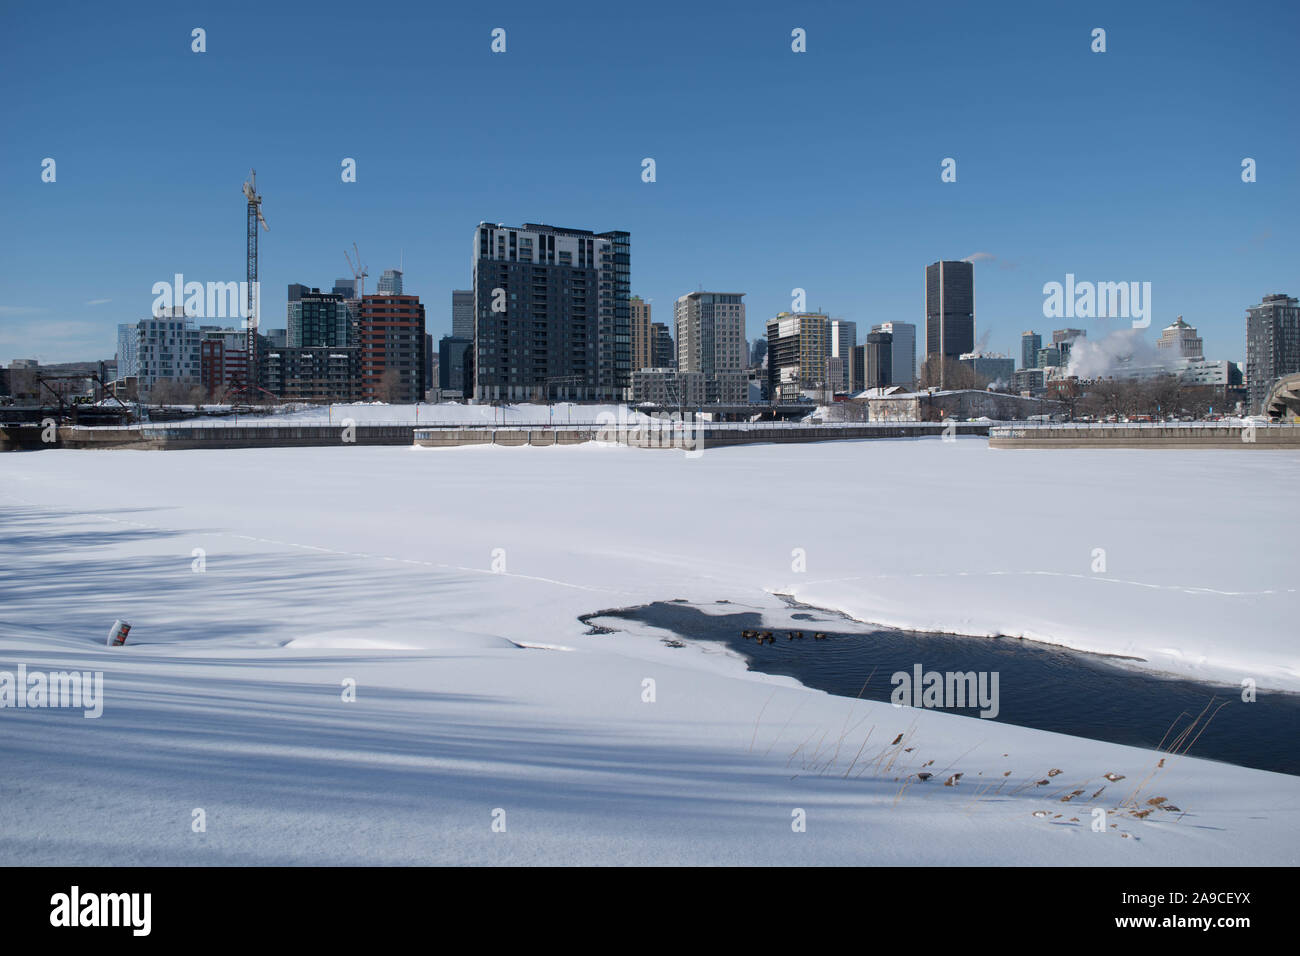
[925,261,975,384]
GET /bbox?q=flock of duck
[740,629,829,645]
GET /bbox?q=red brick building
[200,333,248,399]
[359,295,426,403]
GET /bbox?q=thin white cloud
[85,298,113,306]
[0,306,47,316]
[962,252,996,263]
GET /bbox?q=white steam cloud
[1066,328,1175,379]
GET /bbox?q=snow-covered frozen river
[2,438,1297,865]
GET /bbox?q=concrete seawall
[10,421,1296,451]
[3,420,992,451]
[415,422,991,449]
[1,424,418,450]
[989,424,1300,449]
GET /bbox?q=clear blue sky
[1,0,1295,367]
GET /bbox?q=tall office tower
[1246,293,1300,413]
[925,260,975,386]
[829,319,856,392]
[873,321,917,390]
[439,336,472,392]
[1021,331,1042,370]
[865,331,893,389]
[750,337,767,368]
[766,312,831,402]
[1157,317,1204,362]
[675,292,747,402]
[287,285,351,349]
[471,222,630,401]
[630,295,653,370]
[650,322,675,368]
[332,278,356,299]
[377,269,404,295]
[452,289,474,340]
[359,294,426,403]
[424,332,435,391]
[116,323,140,379]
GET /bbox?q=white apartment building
[674,291,747,402]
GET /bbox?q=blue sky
[1,0,1295,367]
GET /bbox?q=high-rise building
[630,295,653,371]
[675,292,747,402]
[263,347,360,403]
[675,292,745,373]
[472,222,630,401]
[1157,316,1203,362]
[116,323,139,379]
[850,345,865,392]
[873,321,917,390]
[1013,367,1046,394]
[925,261,975,383]
[750,337,767,368]
[630,369,705,406]
[830,319,857,392]
[424,332,435,391]
[651,322,675,369]
[865,330,893,389]
[960,352,1015,386]
[377,269,404,295]
[359,294,426,403]
[1021,331,1042,370]
[766,312,831,402]
[452,289,474,340]
[332,281,361,349]
[134,307,201,393]
[287,285,352,349]
[439,336,472,393]
[1246,293,1300,413]
[1037,346,1062,368]
[199,328,248,398]
[1052,328,1086,367]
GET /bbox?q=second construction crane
[344,243,368,298]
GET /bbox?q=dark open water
[591,600,1300,776]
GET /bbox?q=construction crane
[344,243,368,299]
[242,170,269,389]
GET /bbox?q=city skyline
[1,1,1296,370]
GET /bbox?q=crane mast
[242,170,268,389]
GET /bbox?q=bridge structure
[1264,372,1300,421]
